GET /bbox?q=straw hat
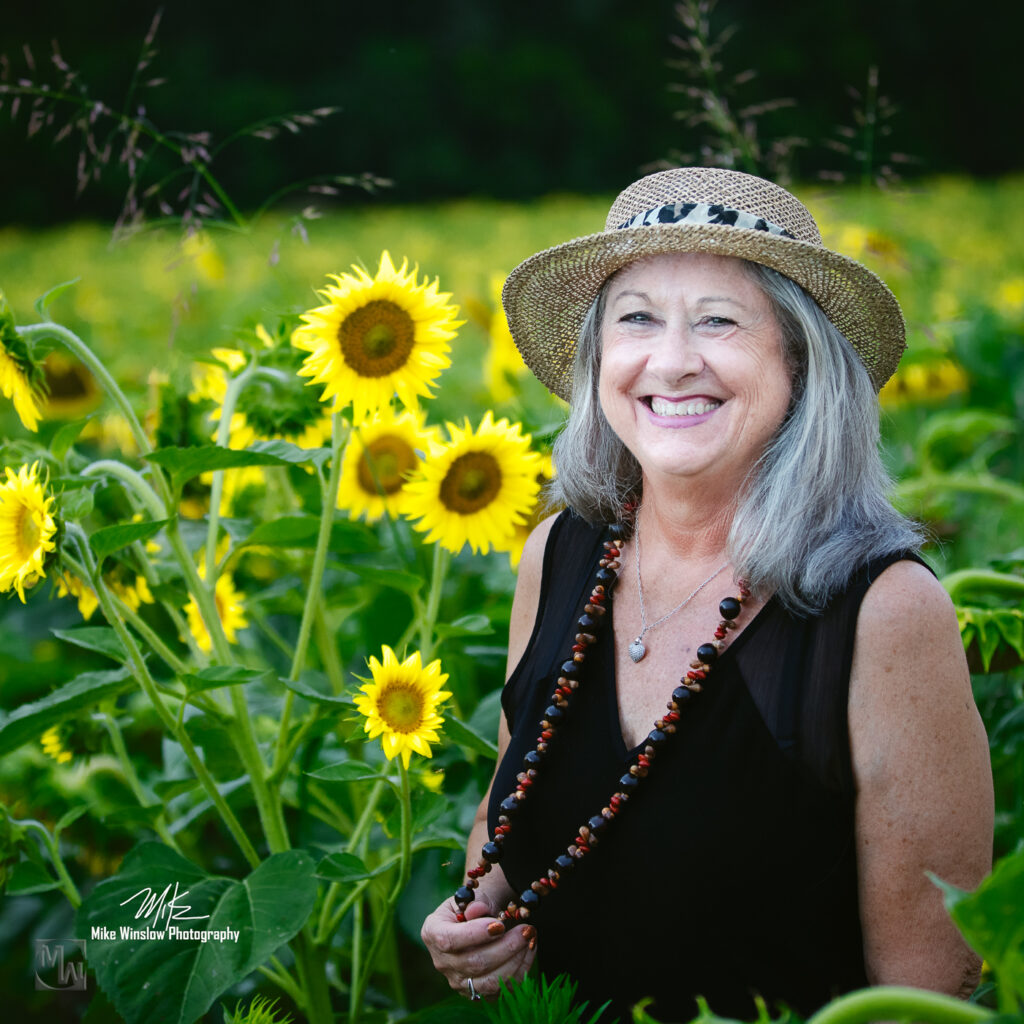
[502,167,905,400]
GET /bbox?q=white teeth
[649,397,721,417]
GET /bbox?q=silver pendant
[628,638,646,662]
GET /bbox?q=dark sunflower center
[379,683,425,733]
[357,435,417,496]
[338,301,416,378]
[439,452,502,514]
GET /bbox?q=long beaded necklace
[452,520,750,931]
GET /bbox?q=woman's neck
[636,476,736,561]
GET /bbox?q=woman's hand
[420,889,537,1000]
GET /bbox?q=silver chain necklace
[628,512,730,663]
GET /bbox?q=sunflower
[41,725,73,765]
[291,251,461,422]
[403,411,541,555]
[337,407,438,522]
[0,462,58,602]
[354,646,451,768]
[41,352,100,420]
[0,293,46,432]
[879,358,969,408]
[184,563,248,654]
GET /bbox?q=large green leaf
[77,843,317,1024]
[932,844,1024,1007]
[444,715,499,759]
[241,514,376,553]
[183,666,274,694]
[315,852,387,884]
[52,626,128,663]
[145,441,329,492]
[331,561,424,596]
[307,760,384,783]
[0,668,132,757]
[282,674,354,708]
[90,519,169,564]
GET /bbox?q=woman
[420,168,993,1022]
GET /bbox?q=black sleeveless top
[488,511,927,1023]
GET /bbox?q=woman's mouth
[645,396,722,417]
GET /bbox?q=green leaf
[34,278,80,320]
[306,760,383,783]
[153,778,201,801]
[281,675,354,708]
[0,668,132,757]
[5,860,60,895]
[52,626,128,663]
[76,842,317,1024]
[314,852,387,883]
[183,666,274,693]
[383,789,447,840]
[145,442,329,491]
[51,417,91,461]
[435,614,494,641]
[240,514,377,553]
[931,844,1024,1006]
[54,805,89,835]
[57,485,95,520]
[90,519,169,564]
[444,715,499,759]
[332,561,424,596]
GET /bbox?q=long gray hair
[547,260,921,615]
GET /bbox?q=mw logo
[34,939,87,991]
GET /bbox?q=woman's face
[598,252,792,492]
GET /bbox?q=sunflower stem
[63,527,261,867]
[348,760,413,1023]
[205,360,260,582]
[420,544,450,662]
[18,818,82,909]
[100,703,182,853]
[272,413,348,779]
[81,460,165,521]
[18,323,151,457]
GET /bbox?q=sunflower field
[0,178,1022,1024]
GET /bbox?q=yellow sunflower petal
[0,462,58,602]
[403,411,541,555]
[292,252,462,422]
[353,646,450,766]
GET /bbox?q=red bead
[572,643,586,652]
[541,730,554,740]
[468,867,484,878]
[687,670,707,680]
[664,711,680,723]
[455,913,466,922]
[610,794,623,810]
[714,627,727,639]
[638,754,650,767]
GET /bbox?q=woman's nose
[646,325,705,381]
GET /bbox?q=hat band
[617,201,796,239]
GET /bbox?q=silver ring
[466,977,481,1001]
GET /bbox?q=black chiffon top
[488,510,926,1023]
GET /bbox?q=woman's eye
[698,315,735,328]
[621,311,653,324]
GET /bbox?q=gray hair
[547,260,921,615]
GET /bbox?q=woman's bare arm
[849,559,993,995]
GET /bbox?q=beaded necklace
[452,521,750,931]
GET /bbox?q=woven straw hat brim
[503,220,905,401]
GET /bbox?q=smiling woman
[419,167,994,1023]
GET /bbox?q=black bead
[577,613,596,631]
[619,773,640,791]
[544,704,564,724]
[561,660,580,678]
[588,814,608,834]
[696,643,718,664]
[519,889,540,909]
[500,796,520,815]
[455,885,475,906]
[608,523,625,540]
[646,728,668,747]
[481,841,503,863]
[555,854,575,872]
[671,685,689,703]
[523,750,542,769]
[595,568,616,585]
[719,596,741,620]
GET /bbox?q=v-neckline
[604,591,779,760]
